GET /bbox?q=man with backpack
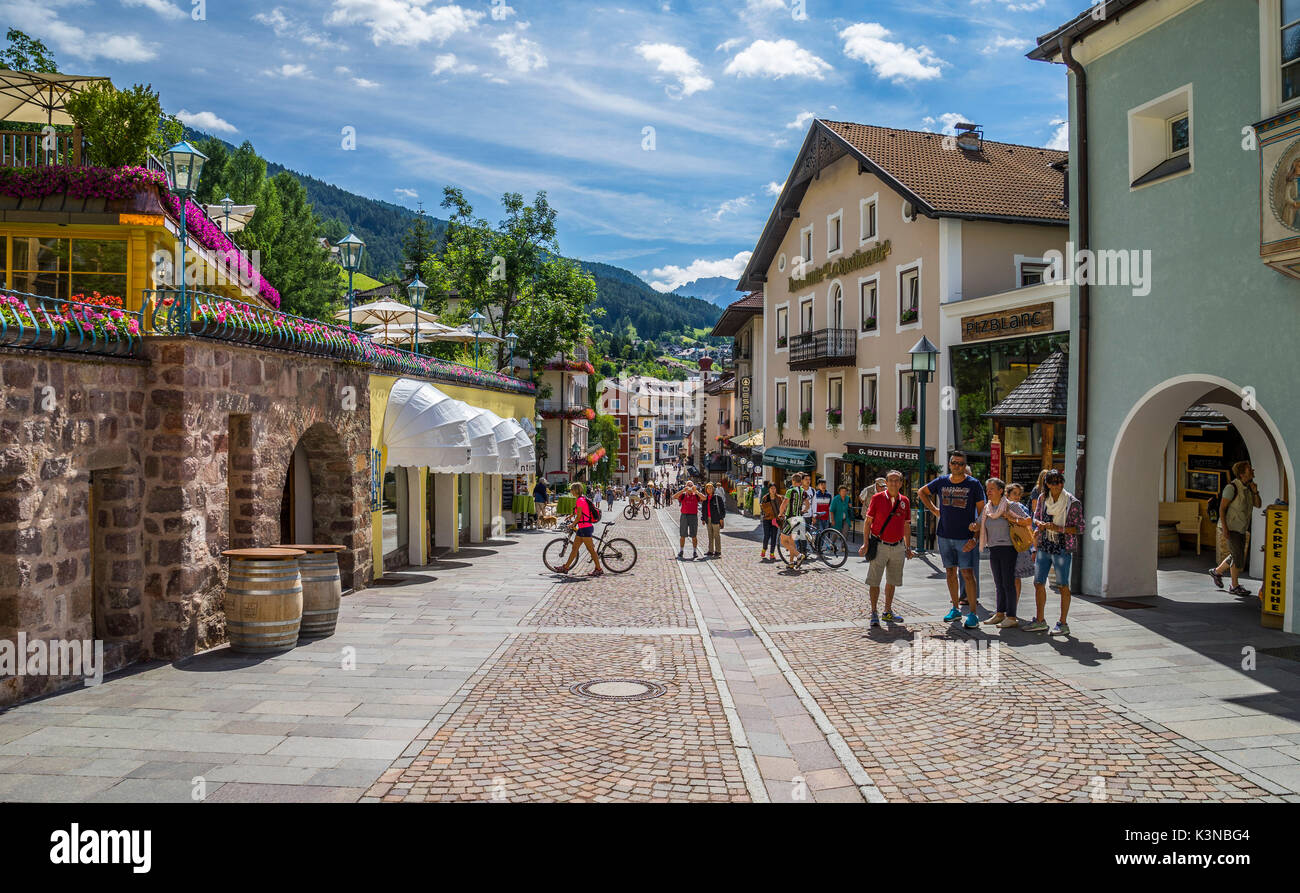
[1209,461,1261,596]
[559,482,604,576]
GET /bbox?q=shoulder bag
[865,496,904,562]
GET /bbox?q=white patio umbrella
[335,299,443,343]
[422,325,506,344]
[202,201,256,234]
[364,319,458,347]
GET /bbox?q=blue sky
[9,0,1081,291]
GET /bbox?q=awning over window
[383,378,473,472]
[762,446,816,470]
[732,429,764,450]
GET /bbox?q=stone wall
[0,338,374,707]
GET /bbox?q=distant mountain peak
[675,275,743,307]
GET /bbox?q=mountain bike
[623,495,652,520]
[776,520,848,569]
[543,520,638,574]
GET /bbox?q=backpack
[1205,481,1236,525]
[584,496,602,523]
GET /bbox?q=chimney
[955,122,983,152]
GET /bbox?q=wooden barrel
[221,548,305,654]
[1157,522,1180,559]
[284,544,345,639]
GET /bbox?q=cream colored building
[740,119,1069,495]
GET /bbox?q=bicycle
[622,495,652,520]
[776,520,848,569]
[543,520,638,574]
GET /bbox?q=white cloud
[974,0,1046,10]
[326,0,484,47]
[334,65,352,74]
[176,109,238,134]
[715,37,744,53]
[742,0,787,17]
[648,252,753,292]
[711,194,752,222]
[121,0,185,19]
[352,77,382,88]
[921,112,969,134]
[254,7,345,51]
[724,39,831,80]
[432,53,478,76]
[494,27,547,73]
[3,0,158,62]
[635,43,713,98]
[786,110,816,130]
[394,187,419,199]
[264,63,311,78]
[1046,119,1069,151]
[980,35,1032,55]
[764,181,784,196]
[840,22,944,82]
[489,1,516,20]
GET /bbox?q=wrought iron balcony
[787,328,857,370]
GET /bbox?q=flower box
[900,308,918,325]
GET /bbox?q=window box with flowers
[859,407,876,428]
[860,316,877,333]
[900,308,918,325]
[826,408,842,433]
[776,408,787,439]
[776,334,788,349]
[798,410,812,435]
[897,406,917,443]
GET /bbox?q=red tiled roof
[710,291,764,337]
[821,121,1068,222]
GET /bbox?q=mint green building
[1031,0,1296,633]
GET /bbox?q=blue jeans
[937,535,978,570]
[1034,550,1073,586]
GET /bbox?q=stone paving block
[268,736,409,760]
[205,782,364,803]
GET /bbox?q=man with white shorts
[860,470,913,627]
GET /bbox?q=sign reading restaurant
[788,240,891,291]
[961,302,1054,342]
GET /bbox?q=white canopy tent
[382,378,473,472]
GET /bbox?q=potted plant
[776,334,788,349]
[900,308,918,325]
[859,407,876,428]
[776,408,787,439]
[898,406,917,444]
[827,407,842,433]
[861,315,876,332]
[798,410,812,436]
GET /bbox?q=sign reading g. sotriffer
[961,302,1054,342]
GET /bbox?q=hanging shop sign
[843,443,935,464]
[960,302,1054,343]
[740,376,752,428]
[788,240,891,291]
[1261,504,1289,626]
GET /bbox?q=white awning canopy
[382,378,473,472]
[465,407,501,474]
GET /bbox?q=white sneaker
[997,616,1019,629]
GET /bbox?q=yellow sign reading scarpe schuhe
[1261,504,1289,628]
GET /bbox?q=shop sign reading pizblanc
[961,302,1054,342]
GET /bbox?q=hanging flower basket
[798,410,812,435]
[898,406,917,444]
[776,408,787,439]
[859,407,876,427]
[827,408,842,433]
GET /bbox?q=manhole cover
[569,678,667,702]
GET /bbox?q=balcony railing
[0,289,142,357]
[1,130,85,168]
[788,327,857,370]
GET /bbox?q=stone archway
[273,421,360,589]
[1102,375,1293,628]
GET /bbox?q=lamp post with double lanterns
[908,335,939,554]
[337,232,365,329]
[161,140,208,325]
[406,276,427,355]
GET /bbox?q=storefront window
[950,333,1068,454]
[10,237,127,300]
[381,468,409,557]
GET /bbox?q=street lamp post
[337,232,366,329]
[469,311,486,369]
[407,276,427,355]
[161,140,208,326]
[220,193,233,235]
[908,335,939,554]
[506,330,518,369]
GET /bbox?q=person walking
[759,481,780,561]
[559,482,604,576]
[778,472,810,568]
[673,480,702,560]
[811,479,832,536]
[605,485,614,513]
[1023,469,1083,635]
[702,481,727,557]
[977,478,1032,629]
[918,450,986,629]
[830,484,853,542]
[858,470,912,627]
[1209,461,1261,596]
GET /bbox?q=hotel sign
[788,240,891,291]
[960,302,1054,343]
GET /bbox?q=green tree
[64,82,180,167]
[402,209,436,277]
[590,413,621,485]
[0,29,58,72]
[260,172,343,319]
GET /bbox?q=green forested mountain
[182,126,721,339]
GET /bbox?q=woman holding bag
[977,478,1031,629]
[759,482,780,561]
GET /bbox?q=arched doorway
[1103,375,1292,630]
[276,422,358,588]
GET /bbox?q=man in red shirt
[858,470,914,627]
[673,480,702,560]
